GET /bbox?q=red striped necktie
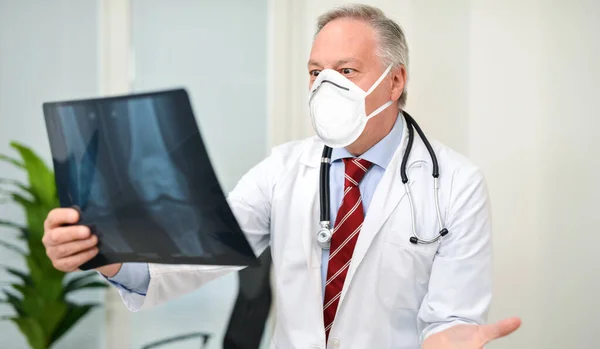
[323,157,373,339]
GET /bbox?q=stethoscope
[316,111,449,249]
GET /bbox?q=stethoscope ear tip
[409,236,419,244]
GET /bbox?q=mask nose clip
[320,80,350,91]
[310,80,350,98]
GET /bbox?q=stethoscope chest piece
[317,224,332,249]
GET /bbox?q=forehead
[309,18,379,66]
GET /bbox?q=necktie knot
[343,158,372,187]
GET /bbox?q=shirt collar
[331,112,404,170]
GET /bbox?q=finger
[44,208,80,230]
[52,247,99,272]
[44,225,91,247]
[482,317,522,343]
[47,235,98,259]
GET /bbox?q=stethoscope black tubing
[402,111,439,178]
[400,113,415,184]
[320,146,333,222]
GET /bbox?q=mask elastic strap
[366,100,394,119]
[366,64,394,95]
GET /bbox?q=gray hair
[315,4,409,108]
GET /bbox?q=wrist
[96,263,122,278]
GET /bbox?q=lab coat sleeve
[102,262,151,295]
[116,146,286,312]
[418,164,493,342]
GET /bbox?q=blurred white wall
[0,1,105,348]
[468,2,600,348]
[129,1,270,348]
[131,0,269,194]
[272,1,600,348]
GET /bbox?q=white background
[1,0,599,348]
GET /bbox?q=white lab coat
[116,118,493,349]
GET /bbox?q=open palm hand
[423,317,521,349]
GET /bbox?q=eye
[310,70,321,77]
[341,68,355,75]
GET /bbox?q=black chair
[222,248,273,349]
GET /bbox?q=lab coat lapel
[299,139,325,272]
[339,119,427,304]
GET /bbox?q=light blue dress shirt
[107,114,404,298]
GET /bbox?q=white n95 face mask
[308,64,394,148]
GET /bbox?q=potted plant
[0,142,107,349]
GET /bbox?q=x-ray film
[43,89,258,270]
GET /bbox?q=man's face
[308,18,400,118]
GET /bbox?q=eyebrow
[307,58,358,68]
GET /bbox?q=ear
[390,65,407,103]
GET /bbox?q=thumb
[481,317,522,343]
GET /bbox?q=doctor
[42,4,520,349]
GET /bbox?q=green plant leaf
[11,283,26,294]
[2,290,24,316]
[0,178,32,196]
[12,192,34,206]
[0,153,25,168]
[0,219,26,232]
[64,272,97,285]
[25,254,44,287]
[0,239,26,255]
[10,142,57,207]
[0,188,32,202]
[65,281,107,294]
[1,142,101,348]
[39,301,68,341]
[12,193,47,239]
[63,273,106,294]
[5,267,32,285]
[50,303,99,345]
[20,289,45,317]
[0,219,30,239]
[18,228,30,239]
[10,317,47,349]
[28,242,65,288]
[25,255,64,301]
[63,273,97,292]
